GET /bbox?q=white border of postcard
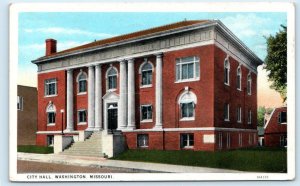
[9,2,295,181]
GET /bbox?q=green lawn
[18,145,53,154]
[111,147,287,173]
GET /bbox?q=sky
[18,12,287,108]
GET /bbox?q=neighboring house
[264,106,287,147]
[17,85,37,145]
[31,20,262,156]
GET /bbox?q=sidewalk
[17,152,242,173]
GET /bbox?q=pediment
[102,91,119,100]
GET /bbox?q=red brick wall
[213,46,257,130]
[73,68,88,131]
[264,107,287,147]
[123,130,257,151]
[36,134,47,146]
[134,56,156,129]
[37,70,66,136]
[162,45,215,129]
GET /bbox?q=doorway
[107,103,118,132]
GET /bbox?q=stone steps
[60,131,104,157]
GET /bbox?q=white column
[155,53,163,128]
[117,60,127,130]
[87,65,95,131]
[127,58,136,130]
[65,69,74,132]
[94,64,102,131]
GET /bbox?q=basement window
[47,135,54,147]
[137,134,149,148]
[180,133,194,148]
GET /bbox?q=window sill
[180,117,195,121]
[140,85,152,89]
[77,92,87,96]
[138,146,149,148]
[107,89,117,92]
[181,146,194,149]
[77,122,87,125]
[224,83,230,86]
[175,78,200,84]
[237,88,242,91]
[140,119,153,123]
[47,123,55,126]
[247,122,252,125]
[279,122,287,125]
[224,119,230,122]
[237,121,242,123]
[45,94,57,98]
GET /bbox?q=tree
[264,25,287,102]
[257,106,273,127]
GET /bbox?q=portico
[64,54,163,133]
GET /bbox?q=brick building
[264,106,287,147]
[32,20,263,157]
[17,85,37,145]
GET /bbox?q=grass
[18,145,54,154]
[111,147,287,173]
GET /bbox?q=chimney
[45,39,57,56]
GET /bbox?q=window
[218,133,223,149]
[107,67,117,90]
[137,134,149,148]
[226,133,231,148]
[247,73,252,95]
[176,56,200,81]
[77,71,87,93]
[180,134,194,148]
[141,105,152,121]
[47,135,54,147]
[237,66,241,90]
[247,109,252,124]
[224,103,230,121]
[237,107,242,123]
[224,59,230,85]
[239,133,243,147]
[280,136,287,147]
[78,110,87,124]
[278,111,287,124]
[46,103,56,125]
[141,62,153,86]
[17,96,23,110]
[45,78,57,96]
[178,90,197,120]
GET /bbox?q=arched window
[107,67,117,90]
[237,66,241,90]
[141,62,153,86]
[247,73,252,95]
[178,89,197,120]
[46,102,56,125]
[77,71,87,93]
[224,58,230,85]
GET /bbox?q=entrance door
[107,103,118,132]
